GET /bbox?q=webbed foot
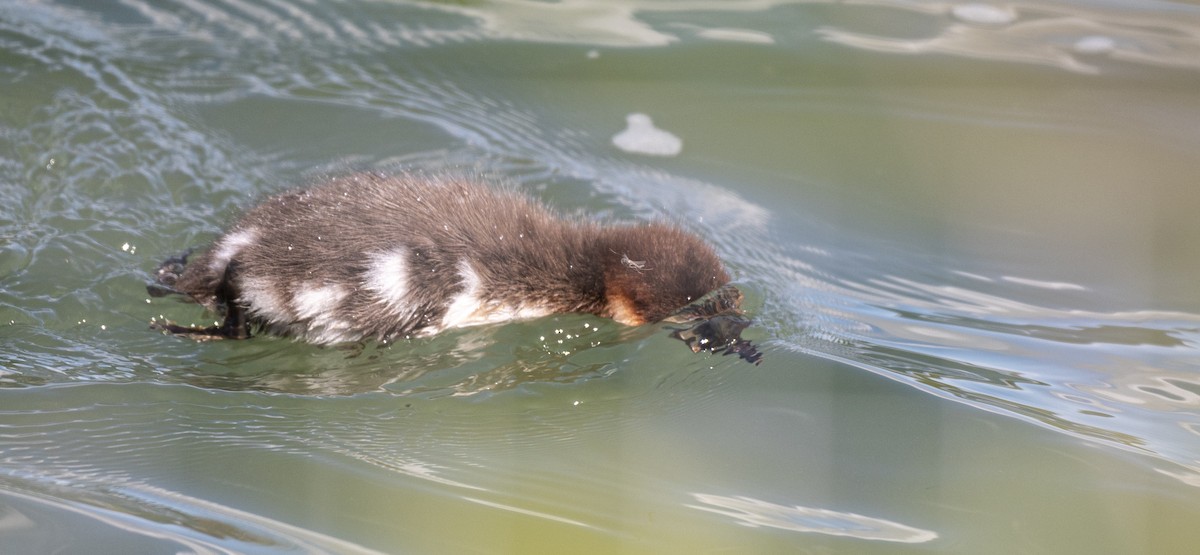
[669,314,763,365]
[151,321,243,341]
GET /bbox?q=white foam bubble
[611,113,682,157]
[951,4,1016,25]
[1074,35,1115,55]
[696,28,774,45]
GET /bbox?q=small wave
[816,1,1200,74]
[688,493,938,543]
[771,253,1200,481]
[0,478,388,554]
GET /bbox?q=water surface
[2,1,1200,553]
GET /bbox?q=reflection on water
[820,1,1200,74]
[155,315,641,397]
[410,0,1200,74]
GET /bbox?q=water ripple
[3,4,1198,544]
[0,479,389,554]
[781,261,1200,481]
[688,493,939,543]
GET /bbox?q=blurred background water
[2,1,1200,553]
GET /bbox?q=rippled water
[3,1,1200,553]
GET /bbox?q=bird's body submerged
[152,173,738,345]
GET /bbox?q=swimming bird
[150,173,759,362]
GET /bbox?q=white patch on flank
[291,282,356,344]
[441,260,551,330]
[208,228,259,272]
[293,283,348,320]
[441,260,484,329]
[240,276,291,324]
[365,248,410,311]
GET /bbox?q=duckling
[150,173,751,354]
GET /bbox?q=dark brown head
[598,224,732,326]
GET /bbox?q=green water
[3,1,1200,553]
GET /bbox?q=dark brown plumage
[152,172,737,345]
